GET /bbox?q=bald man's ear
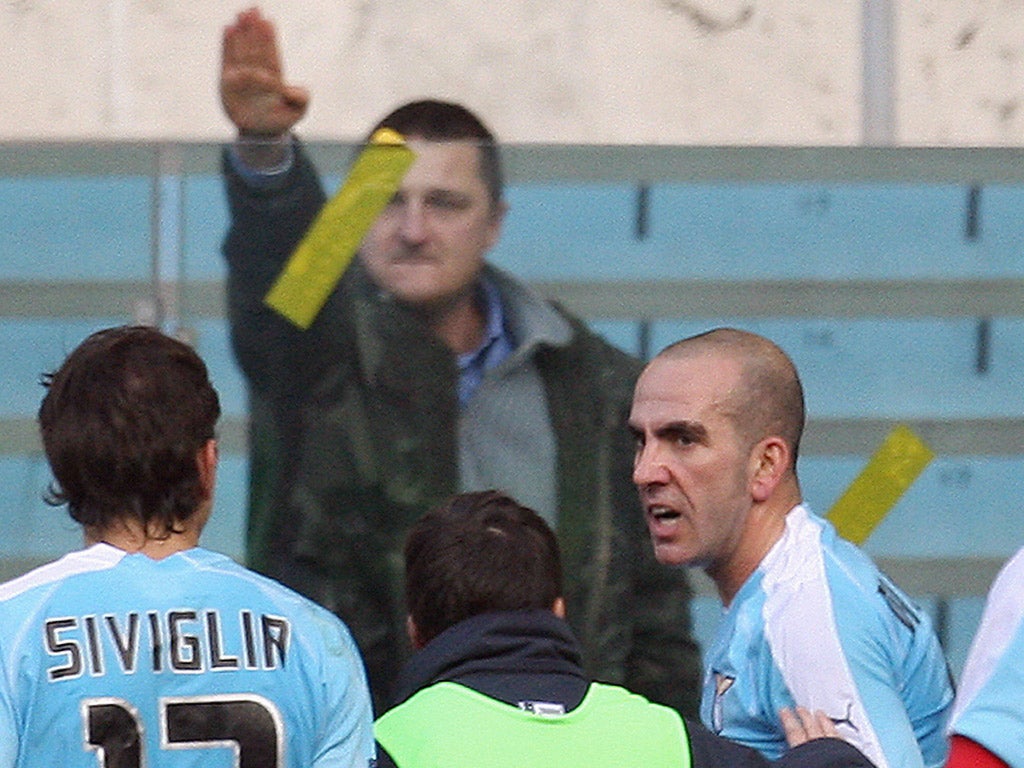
[749,436,790,503]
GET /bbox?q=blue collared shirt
[456,277,513,406]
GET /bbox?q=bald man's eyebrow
[628,420,709,447]
[656,421,709,446]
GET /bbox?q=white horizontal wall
[2,1,1023,145]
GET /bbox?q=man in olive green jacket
[219,6,700,716]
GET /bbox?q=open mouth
[649,507,682,523]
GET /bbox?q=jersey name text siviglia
[43,609,290,680]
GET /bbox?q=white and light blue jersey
[948,545,1024,767]
[0,544,375,768]
[701,504,953,768]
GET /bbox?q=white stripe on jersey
[761,506,887,768]
[0,544,124,601]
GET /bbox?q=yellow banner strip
[826,424,934,545]
[265,127,415,329]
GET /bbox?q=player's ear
[749,435,789,502]
[196,439,219,501]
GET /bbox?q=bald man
[628,327,953,768]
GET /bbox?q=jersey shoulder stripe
[0,544,125,602]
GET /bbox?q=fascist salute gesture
[220,6,308,139]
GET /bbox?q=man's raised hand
[220,6,309,137]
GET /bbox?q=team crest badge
[711,672,735,734]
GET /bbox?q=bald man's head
[655,328,805,465]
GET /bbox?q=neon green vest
[375,681,692,768]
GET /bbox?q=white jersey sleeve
[948,546,1024,767]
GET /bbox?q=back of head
[38,325,221,537]
[370,99,504,208]
[404,490,562,645]
[659,327,806,462]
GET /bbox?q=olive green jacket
[221,143,701,716]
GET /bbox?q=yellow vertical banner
[827,424,934,545]
[264,127,415,329]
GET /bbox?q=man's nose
[632,440,669,487]
[398,200,428,244]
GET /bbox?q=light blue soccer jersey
[701,505,953,768]
[948,545,1024,767]
[0,544,375,768]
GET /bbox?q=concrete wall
[3,1,1024,145]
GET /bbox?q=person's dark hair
[38,325,221,537]
[404,490,562,645]
[369,99,504,209]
